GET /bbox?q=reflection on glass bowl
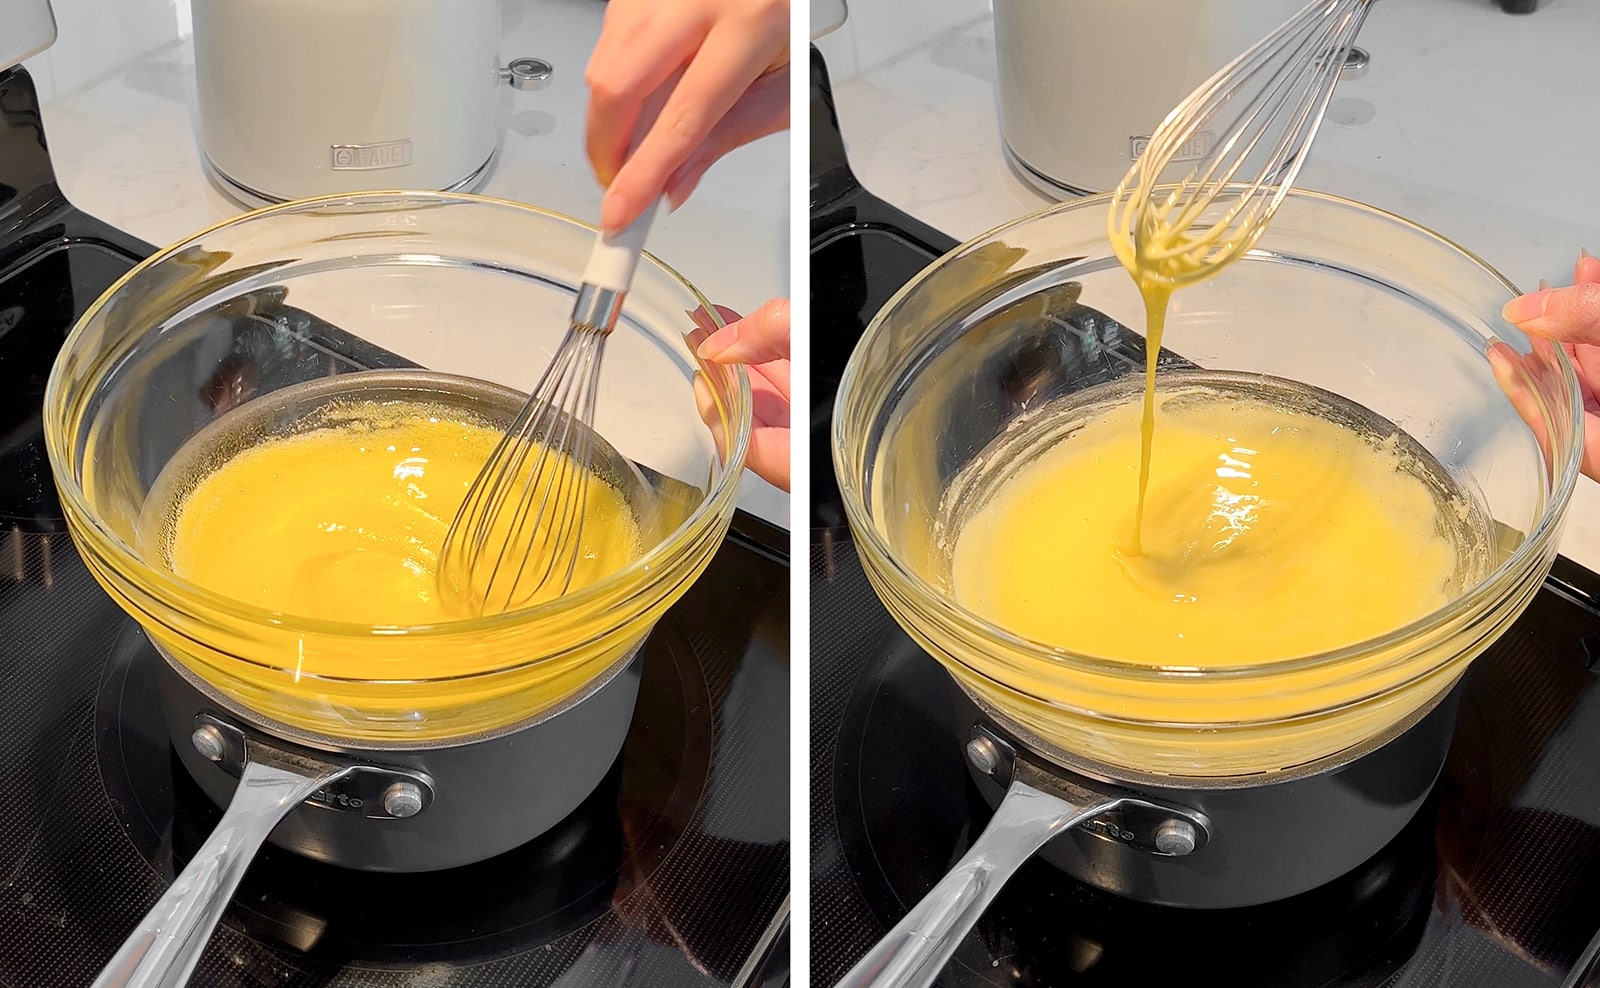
[46,193,751,743]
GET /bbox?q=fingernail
[684,307,713,336]
[1502,290,1552,324]
[1583,247,1593,260]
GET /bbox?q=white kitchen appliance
[992,0,1366,198]
[1,0,56,74]
[813,0,848,40]
[192,0,550,205]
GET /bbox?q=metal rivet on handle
[382,782,424,819]
[191,724,226,762]
[1154,818,1199,856]
[1341,47,1370,79]
[501,57,554,92]
[965,736,1001,776]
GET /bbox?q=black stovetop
[0,65,789,987]
[808,44,1600,988]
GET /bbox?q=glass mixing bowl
[45,192,750,743]
[835,188,1583,779]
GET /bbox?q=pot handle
[91,759,351,988]
[835,778,1120,988]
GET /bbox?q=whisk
[1107,0,1375,288]
[439,202,659,616]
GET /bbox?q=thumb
[696,299,790,364]
[1502,282,1600,344]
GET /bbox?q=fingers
[745,425,791,493]
[692,372,730,466]
[1580,412,1600,483]
[600,10,788,232]
[749,353,792,406]
[701,300,790,412]
[748,361,791,430]
[1489,339,1600,482]
[665,66,791,209]
[1502,251,1600,343]
[691,367,790,493]
[1573,344,1600,415]
[1488,341,1552,469]
[697,299,791,368]
[682,303,733,355]
[728,356,790,493]
[584,7,705,190]
[1503,282,1600,343]
[1548,341,1600,480]
[1577,248,1600,285]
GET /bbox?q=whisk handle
[583,200,660,293]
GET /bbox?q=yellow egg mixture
[161,402,641,628]
[950,204,1469,669]
[951,390,1462,665]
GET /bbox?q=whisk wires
[1108,0,1374,289]
[443,325,606,617]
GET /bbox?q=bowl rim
[833,184,1584,683]
[44,189,754,642]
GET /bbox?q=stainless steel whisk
[1107,0,1375,288]
[439,202,659,616]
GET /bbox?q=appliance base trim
[202,148,500,209]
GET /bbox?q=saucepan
[43,192,751,987]
[832,188,1582,986]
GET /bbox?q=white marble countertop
[32,0,791,529]
[832,0,1600,572]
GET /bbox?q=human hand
[687,300,791,492]
[1502,251,1600,343]
[585,0,790,233]
[1494,251,1600,479]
